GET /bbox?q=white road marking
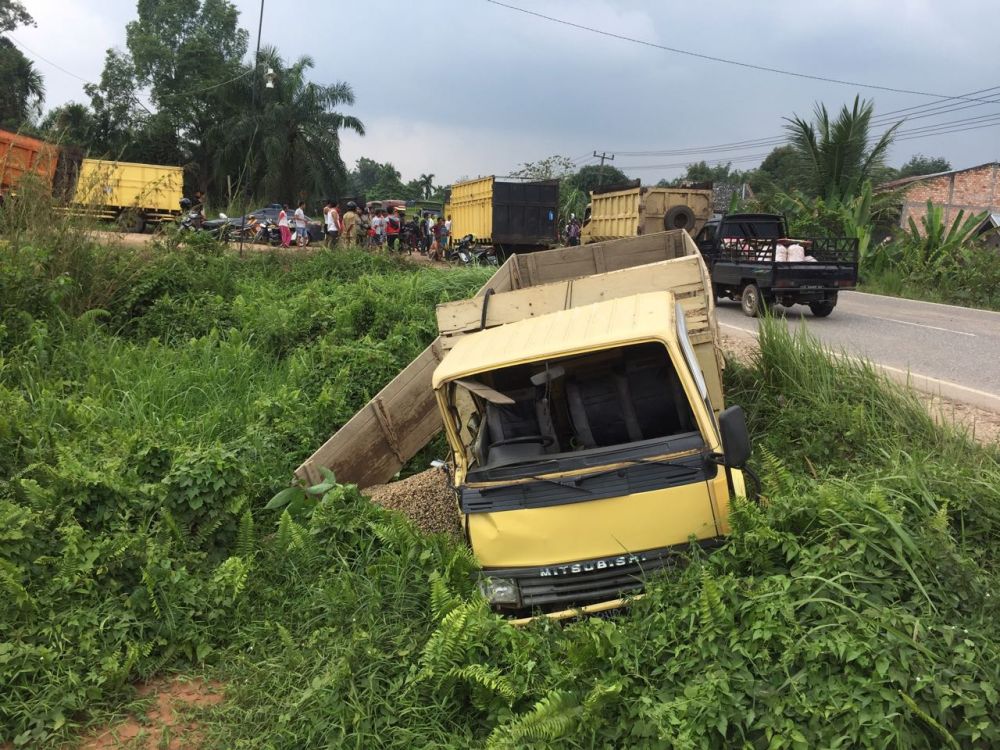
[719,322,758,336]
[848,290,1000,317]
[878,316,976,337]
[718,323,1000,411]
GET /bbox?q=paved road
[716,291,1000,399]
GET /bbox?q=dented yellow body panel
[433,285,742,619]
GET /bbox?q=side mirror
[718,405,751,468]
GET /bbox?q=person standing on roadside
[278,203,292,248]
[566,215,581,246]
[324,199,341,247]
[444,214,453,249]
[341,201,358,245]
[294,200,308,248]
[425,212,436,254]
[437,215,449,255]
[419,212,431,254]
[385,207,401,251]
[371,209,386,249]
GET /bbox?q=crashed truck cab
[432,290,751,621]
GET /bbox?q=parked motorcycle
[447,234,499,266]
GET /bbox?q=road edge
[720,322,1000,413]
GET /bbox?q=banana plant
[906,201,987,274]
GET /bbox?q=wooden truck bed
[295,230,718,488]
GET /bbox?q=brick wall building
[880,162,999,232]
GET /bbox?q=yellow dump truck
[445,176,559,251]
[71,158,184,233]
[297,231,751,621]
[580,185,713,244]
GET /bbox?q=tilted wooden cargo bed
[295,230,721,489]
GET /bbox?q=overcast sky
[15,0,1000,184]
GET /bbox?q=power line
[9,34,255,111]
[612,85,1000,157]
[613,119,1000,172]
[485,0,999,105]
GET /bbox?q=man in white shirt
[294,201,308,248]
[444,214,452,249]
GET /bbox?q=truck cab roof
[433,291,680,389]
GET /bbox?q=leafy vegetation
[2,217,999,747]
[860,202,999,310]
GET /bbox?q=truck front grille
[486,541,722,612]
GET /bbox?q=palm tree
[0,38,44,127]
[784,96,901,202]
[224,47,364,202]
[417,173,435,199]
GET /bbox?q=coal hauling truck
[444,176,559,256]
[0,128,183,232]
[297,231,752,623]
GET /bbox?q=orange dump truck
[1,128,183,232]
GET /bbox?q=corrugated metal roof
[432,292,677,388]
[876,161,1000,191]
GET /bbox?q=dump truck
[445,176,559,254]
[0,128,183,232]
[297,230,752,622]
[580,183,713,243]
[1,129,58,192]
[70,158,183,232]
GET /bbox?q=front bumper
[481,538,724,621]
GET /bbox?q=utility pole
[239,0,266,257]
[593,150,615,186]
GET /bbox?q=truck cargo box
[582,186,713,244]
[296,230,721,489]
[447,176,558,248]
[72,158,184,227]
[0,128,59,192]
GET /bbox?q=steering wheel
[490,435,554,448]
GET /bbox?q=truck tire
[118,209,146,234]
[809,299,836,317]
[741,283,766,318]
[663,205,696,231]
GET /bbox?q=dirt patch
[719,334,1000,447]
[365,467,461,537]
[79,677,224,750]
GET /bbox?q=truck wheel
[741,283,765,317]
[664,205,696,231]
[809,300,836,317]
[118,209,146,234]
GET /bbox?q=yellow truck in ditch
[297,231,751,621]
[580,184,713,243]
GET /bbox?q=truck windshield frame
[446,337,714,497]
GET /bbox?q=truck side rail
[712,237,858,264]
[295,231,699,488]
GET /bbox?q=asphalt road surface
[716,291,1000,400]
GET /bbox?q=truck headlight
[478,576,520,606]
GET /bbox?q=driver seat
[483,387,558,468]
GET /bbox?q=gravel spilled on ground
[365,467,462,537]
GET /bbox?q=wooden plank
[295,255,520,488]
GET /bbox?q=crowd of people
[318,201,453,258]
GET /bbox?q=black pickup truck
[695,213,858,317]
